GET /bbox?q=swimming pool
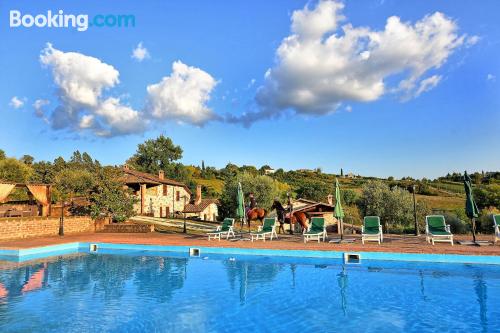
[0,246,499,332]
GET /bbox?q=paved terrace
[0,232,499,256]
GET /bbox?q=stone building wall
[136,184,190,218]
[185,203,218,221]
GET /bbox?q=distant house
[264,168,275,175]
[183,185,219,221]
[122,166,191,218]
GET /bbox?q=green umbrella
[335,178,345,239]
[236,182,246,227]
[463,171,480,243]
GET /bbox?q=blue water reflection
[0,252,499,332]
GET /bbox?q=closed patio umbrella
[236,182,246,228]
[463,171,480,244]
[335,178,345,240]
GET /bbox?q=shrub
[443,213,469,234]
[358,180,431,233]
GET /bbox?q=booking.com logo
[9,10,135,32]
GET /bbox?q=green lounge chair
[303,217,327,243]
[251,217,278,242]
[493,214,500,244]
[207,218,235,241]
[425,215,453,245]
[362,216,383,244]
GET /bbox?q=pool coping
[1,242,500,265]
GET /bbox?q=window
[163,185,168,196]
[176,191,180,201]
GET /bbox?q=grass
[194,177,225,194]
[416,194,464,210]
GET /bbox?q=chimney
[195,185,202,205]
[158,170,164,180]
[327,194,333,205]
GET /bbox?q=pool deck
[0,232,499,256]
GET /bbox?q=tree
[0,149,5,160]
[358,180,430,233]
[20,155,34,165]
[474,184,500,209]
[90,167,136,223]
[220,163,239,179]
[201,160,206,177]
[295,179,331,202]
[31,161,55,184]
[342,189,358,206]
[0,158,33,182]
[219,173,289,218]
[340,168,344,177]
[127,135,183,174]
[54,169,95,202]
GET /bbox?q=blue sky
[1,0,499,179]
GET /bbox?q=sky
[0,0,499,179]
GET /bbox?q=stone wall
[185,203,219,221]
[0,216,105,241]
[137,184,190,218]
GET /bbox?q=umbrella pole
[340,218,344,240]
[471,217,477,243]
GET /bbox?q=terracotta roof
[183,199,218,213]
[122,167,191,194]
[284,198,335,212]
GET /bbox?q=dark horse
[271,199,309,234]
[245,207,267,230]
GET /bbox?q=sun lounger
[426,215,453,245]
[251,217,278,242]
[207,218,235,241]
[303,217,327,243]
[493,214,500,244]
[362,216,383,244]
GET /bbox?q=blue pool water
[1,249,499,332]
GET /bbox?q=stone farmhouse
[183,185,219,221]
[122,166,191,218]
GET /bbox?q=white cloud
[247,78,256,89]
[487,74,496,81]
[465,35,480,47]
[41,43,119,107]
[40,43,144,136]
[414,75,442,98]
[131,42,150,62]
[33,99,50,122]
[9,96,25,109]
[249,0,469,124]
[146,61,218,125]
[94,97,146,136]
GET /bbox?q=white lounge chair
[425,215,453,245]
[362,216,383,244]
[207,218,235,241]
[493,214,500,244]
[251,217,278,242]
[303,217,327,243]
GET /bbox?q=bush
[477,207,500,234]
[442,213,469,234]
[358,180,431,233]
[342,189,358,206]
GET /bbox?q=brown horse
[287,211,309,234]
[271,200,309,234]
[246,208,267,230]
